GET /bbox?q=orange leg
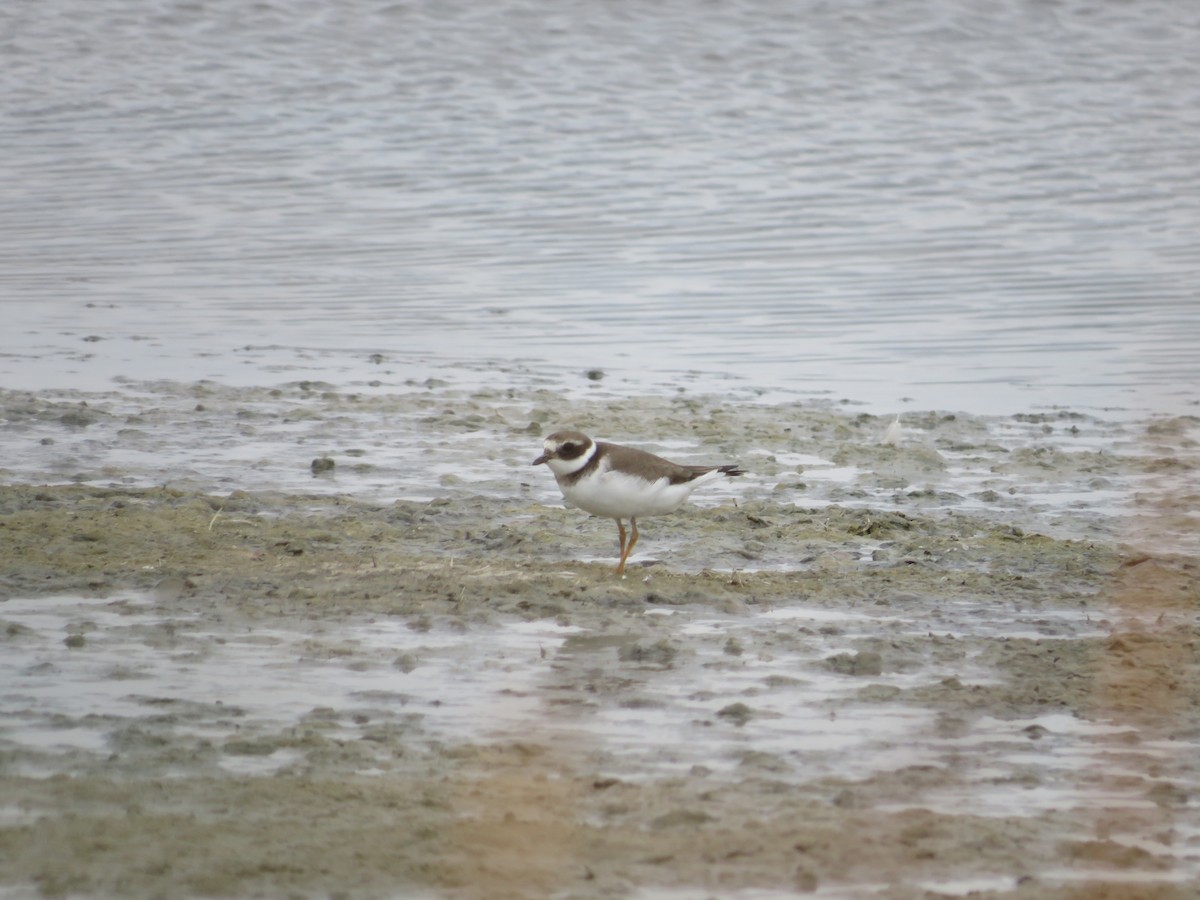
[615,517,640,575]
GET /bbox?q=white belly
[559,467,720,520]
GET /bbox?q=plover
[532,430,744,574]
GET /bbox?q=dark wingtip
[720,464,745,477]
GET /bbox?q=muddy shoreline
[1,385,1199,898]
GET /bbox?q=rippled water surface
[3,0,1198,413]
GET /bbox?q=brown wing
[598,441,744,485]
[598,442,693,483]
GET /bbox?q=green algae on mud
[5,381,1197,560]
[0,480,1122,613]
[0,384,1198,899]
[1,478,1198,898]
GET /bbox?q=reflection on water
[0,591,1185,796]
[1,0,1198,414]
[0,593,576,778]
[3,591,1198,888]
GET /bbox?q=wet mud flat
[1,384,1199,898]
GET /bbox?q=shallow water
[0,590,1183,788]
[4,587,1198,889]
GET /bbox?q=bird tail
[688,463,745,479]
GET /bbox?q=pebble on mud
[618,639,677,666]
[794,867,820,893]
[59,410,96,428]
[717,702,755,725]
[311,457,336,474]
[826,651,884,676]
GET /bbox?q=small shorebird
[532,430,744,574]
